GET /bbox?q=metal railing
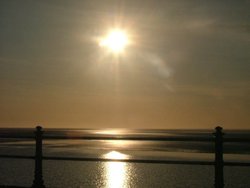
[0,126,250,188]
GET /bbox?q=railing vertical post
[32,126,45,188]
[214,126,224,188]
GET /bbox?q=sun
[99,29,129,53]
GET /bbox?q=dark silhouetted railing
[1,126,250,188]
[32,126,45,188]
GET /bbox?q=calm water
[0,129,250,187]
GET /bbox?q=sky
[0,0,249,129]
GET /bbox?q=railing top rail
[1,134,250,142]
[44,135,215,142]
[1,126,250,143]
[0,135,34,139]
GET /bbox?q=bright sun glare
[100,29,129,53]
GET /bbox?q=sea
[0,128,250,188]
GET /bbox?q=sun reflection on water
[103,151,129,188]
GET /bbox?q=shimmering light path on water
[105,162,127,188]
[103,151,129,188]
